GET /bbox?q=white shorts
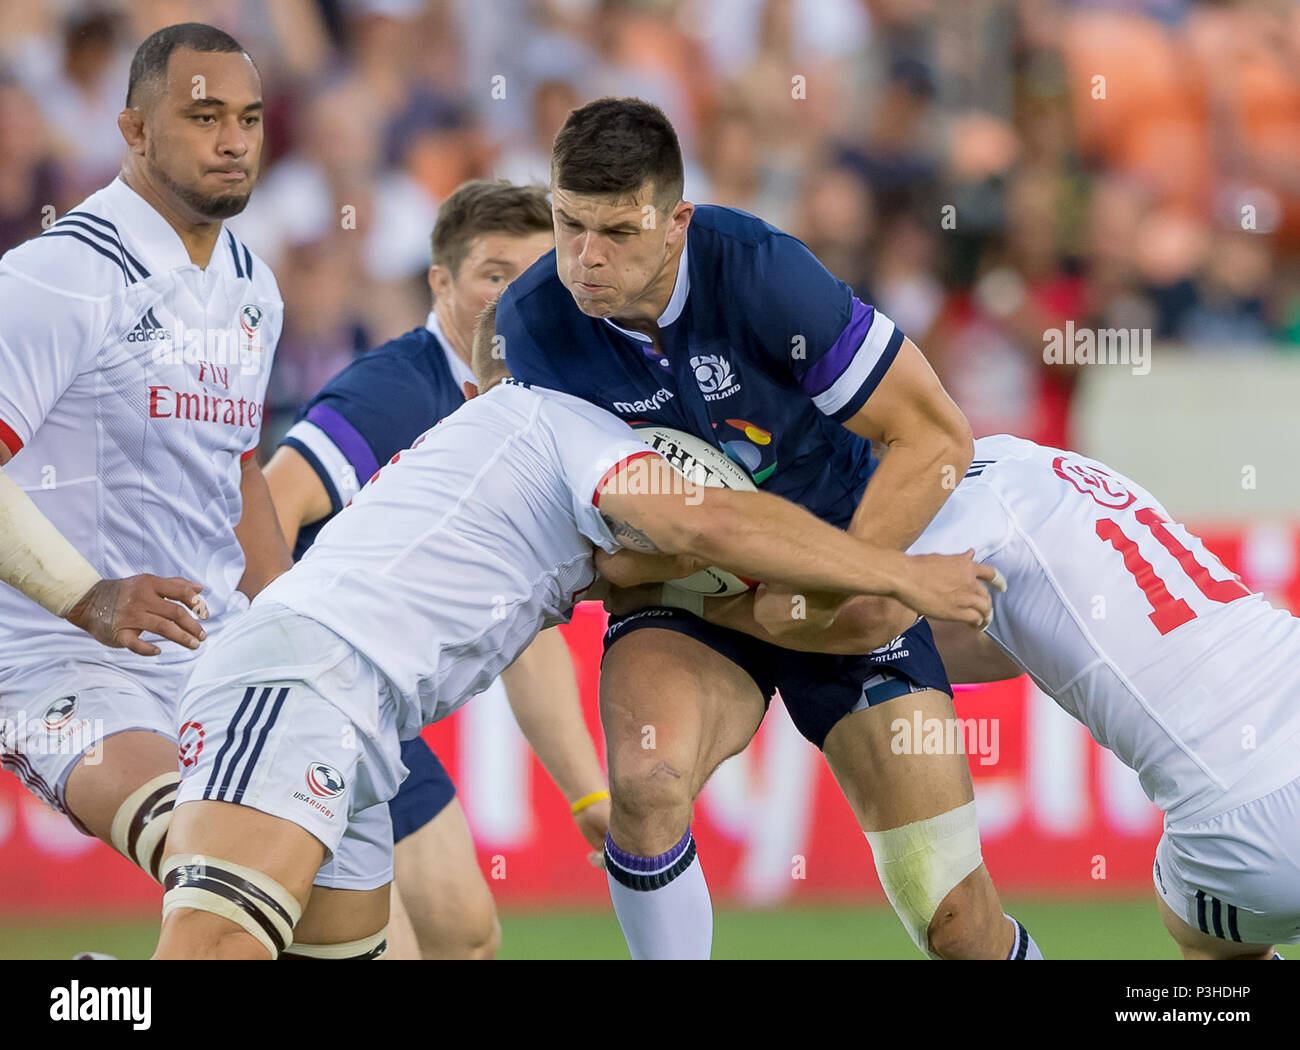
[0,654,189,831]
[174,602,406,891]
[1154,773,1300,946]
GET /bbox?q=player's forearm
[501,628,606,803]
[848,427,972,551]
[683,489,915,601]
[697,590,915,655]
[235,459,294,598]
[0,467,101,616]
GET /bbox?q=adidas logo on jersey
[125,308,170,343]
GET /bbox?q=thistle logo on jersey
[1053,456,1136,510]
[43,695,78,731]
[691,354,741,401]
[305,762,346,799]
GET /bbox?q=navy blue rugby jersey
[497,205,904,528]
[279,312,475,557]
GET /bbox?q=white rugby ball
[635,425,757,596]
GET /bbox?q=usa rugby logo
[43,695,78,731]
[691,355,740,401]
[305,762,346,799]
[239,304,264,339]
[1053,456,1136,510]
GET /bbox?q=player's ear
[118,108,146,153]
[463,380,479,400]
[428,265,451,302]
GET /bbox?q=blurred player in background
[497,98,1036,960]
[707,435,1300,960]
[0,24,288,888]
[263,179,611,960]
[153,303,998,959]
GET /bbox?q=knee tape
[285,929,389,960]
[161,854,303,958]
[110,772,180,882]
[864,800,984,958]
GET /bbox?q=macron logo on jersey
[612,388,675,414]
[691,354,741,401]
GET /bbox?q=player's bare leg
[600,628,766,958]
[1155,894,1276,960]
[822,689,1019,960]
[387,799,500,960]
[385,881,421,959]
[63,729,180,881]
[289,886,391,959]
[154,799,387,960]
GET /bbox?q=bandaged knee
[110,772,179,882]
[161,855,303,958]
[285,929,389,960]
[864,800,984,959]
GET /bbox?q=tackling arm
[595,456,996,628]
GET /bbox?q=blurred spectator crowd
[2,0,1299,449]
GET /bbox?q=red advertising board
[1,523,1296,917]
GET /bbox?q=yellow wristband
[570,789,610,815]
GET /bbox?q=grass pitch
[0,897,1181,960]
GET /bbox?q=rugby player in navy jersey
[496,98,1041,960]
[262,180,612,959]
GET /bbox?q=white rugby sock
[605,829,712,960]
[1005,914,1044,959]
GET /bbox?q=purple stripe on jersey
[304,402,379,482]
[800,298,874,397]
[605,827,693,874]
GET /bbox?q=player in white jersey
[0,26,291,894]
[261,180,611,960]
[713,434,1300,958]
[153,306,998,959]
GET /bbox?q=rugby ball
[635,425,757,596]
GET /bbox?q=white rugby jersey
[257,381,658,735]
[0,177,282,668]
[911,434,1300,823]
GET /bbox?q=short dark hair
[551,97,684,208]
[471,295,509,390]
[431,180,553,277]
[126,22,249,108]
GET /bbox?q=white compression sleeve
[0,468,101,617]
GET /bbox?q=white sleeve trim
[811,312,898,417]
[284,419,361,506]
